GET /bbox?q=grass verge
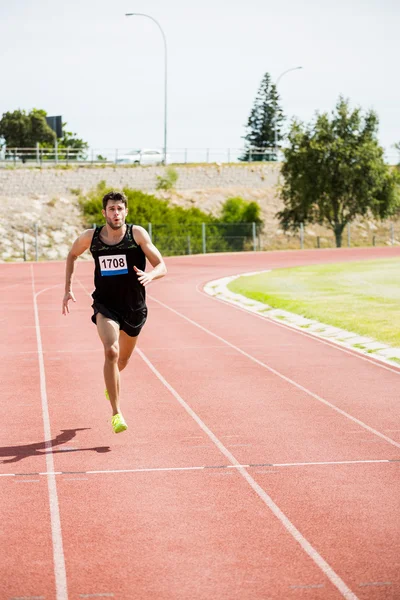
[228,257,400,347]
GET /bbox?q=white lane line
[358,582,392,587]
[1,457,397,479]
[86,466,205,474]
[31,267,68,600]
[148,295,400,451]
[196,282,400,377]
[79,595,114,598]
[273,459,394,467]
[137,348,359,600]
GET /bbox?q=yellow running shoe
[112,413,128,434]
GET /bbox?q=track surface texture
[1,247,399,600]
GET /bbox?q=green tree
[57,122,88,158]
[241,72,284,162]
[277,97,400,247]
[0,108,55,147]
[0,108,88,159]
[395,142,400,165]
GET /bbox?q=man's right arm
[62,229,94,315]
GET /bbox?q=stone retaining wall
[0,163,280,197]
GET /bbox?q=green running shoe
[112,413,128,434]
[105,389,110,402]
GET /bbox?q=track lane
[2,247,400,599]
[0,266,57,600]
[36,280,359,599]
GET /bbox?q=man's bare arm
[62,229,94,315]
[133,226,167,287]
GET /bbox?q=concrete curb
[204,270,400,369]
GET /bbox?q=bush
[156,167,179,191]
[78,183,263,255]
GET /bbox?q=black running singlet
[90,224,146,311]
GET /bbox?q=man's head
[101,191,128,231]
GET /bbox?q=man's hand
[134,266,154,287]
[62,291,76,315]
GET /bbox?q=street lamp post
[274,66,303,160]
[125,13,168,165]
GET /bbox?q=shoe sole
[113,424,128,433]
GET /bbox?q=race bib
[99,254,128,276]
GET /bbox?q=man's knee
[104,342,119,362]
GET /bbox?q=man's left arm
[133,226,167,287]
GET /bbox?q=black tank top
[90,224,146,310]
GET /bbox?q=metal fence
[1,146,398,166]
[5,221,399,263]
[0,146,278,166]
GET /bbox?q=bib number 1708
[100,254,128,276]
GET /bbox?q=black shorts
[91,302,147,338]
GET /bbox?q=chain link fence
[5,221,400,263]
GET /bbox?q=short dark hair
[102,191,128,210]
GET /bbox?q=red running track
[1,246,399,600]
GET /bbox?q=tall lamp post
[125,13,168,165]
[274,66,302,160]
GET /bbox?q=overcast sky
[1,0,399,161]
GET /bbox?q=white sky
[1,0,399,161]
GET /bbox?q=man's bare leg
[96,314,121,416]
[118,330,138,373]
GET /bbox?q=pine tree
[241,73,284,162]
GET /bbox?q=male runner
[62,190,167,433]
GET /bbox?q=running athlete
[62,190,167,433]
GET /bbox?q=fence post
[148,223,152,241]
[202,223,206,254]
[36,142,40,165]
[227,148,231,164]
[317,236,320,249]
[252,222,257,251]
[347,223,351,247]
[55,140,58,165]
[300,223,304,249]
[187,235,191,255]
[184,148,188,163]
[206,148,210,163]
[35,223,39,261]
[391,222,394,245]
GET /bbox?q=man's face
[102,200,128,231]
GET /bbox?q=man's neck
[104,223,127,241]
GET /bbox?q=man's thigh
[119,329,139,362]
[96,312,120,348]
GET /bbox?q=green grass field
[228,258,400,347]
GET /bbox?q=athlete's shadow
[0,428,111,464]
